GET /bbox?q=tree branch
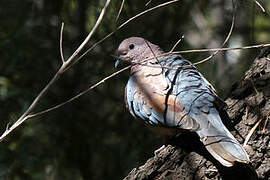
[60,22,65,63]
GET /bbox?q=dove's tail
[196,113,250,167]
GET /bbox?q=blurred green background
[0,0,269,179]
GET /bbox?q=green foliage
[0,0,269,179]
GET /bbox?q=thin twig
[244,106,249,121]
[145,0,152,6]
[115,0,125,22]
[170,35,184,53]
[61,0,111,72]
[262,115,269,133]
[1,115,30,141]
[118,0,181,35]
[253,0,266,13]
[144,39,159,63]
[60,22,65,63]
[172,43,270,55]
[243,118,262,147]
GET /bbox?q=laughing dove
[116,37,249,167]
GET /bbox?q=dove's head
[115,37,163,68]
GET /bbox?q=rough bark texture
[124,48,270,180]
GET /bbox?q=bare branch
[145,0,152,6]
[243,118,262,147]
[253,0,266,13]
[1,115,30,141]
[62,0,111,72]
[60,22,65,63]
[115,0,125,22]
[118,0,180,32]
[144,39,159,63]
[262,115,269,132]
[174,43,270,55]
[170,35,184,53]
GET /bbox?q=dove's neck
[130,64,144,74]
[131,48,164,74]
[130,61,163,77]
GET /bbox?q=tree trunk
[123,48,270,180]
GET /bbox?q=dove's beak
[114,55,125,68]
[114,59,121,68]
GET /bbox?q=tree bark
[124,48,270,180]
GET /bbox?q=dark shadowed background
[0,0,269,179]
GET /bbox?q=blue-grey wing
[160,55,249,166]
[125,75,164,126]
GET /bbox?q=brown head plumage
[116,37,163,66]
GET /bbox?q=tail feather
[201,135,249,167]
[195,113,249,167]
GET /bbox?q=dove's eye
[129,44,135,50]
